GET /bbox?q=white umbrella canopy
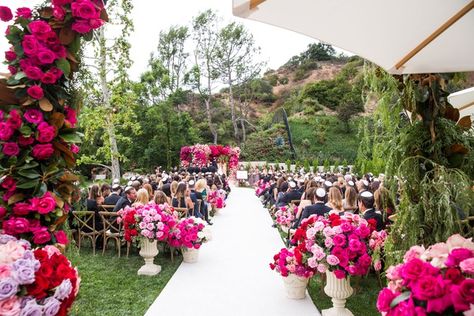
[232,0,474,74]
[448,87,474,118]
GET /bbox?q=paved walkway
[145,187,320,316]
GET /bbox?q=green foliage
[303,159,310,173]
[285,43,336,70]
[313,158,320,173]
[279,77,289,85]
[323,159,330,172]
[286,159,291,171]
[267,74,279,86]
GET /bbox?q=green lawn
[68,245,181,316]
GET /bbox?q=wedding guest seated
[343,186,358,213]
[143,183,154,199]
[132,188,149,207]
[327,187,344,215]
[278,181,302,207]
[172,182,195,216]
[358,191,384,231]
[113,186,137,212]
[100,183,111,200]
[104,184,121,206]
[295,188,331,228]
[87,184,104,212]
[153,190,169,205]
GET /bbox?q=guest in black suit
[113,187,137,212]
[104,184,121,206]
[358,191,384,231]
[278,181,302,206]
[295,188,331,227]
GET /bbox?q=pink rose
[12,202,32,216]
[0,206,6,218]
[333,269,346,279]
[404,245,426,262]
[27,85,44,100]
[41,72,58,84]
[2,142,19,156]
[0,6,13,22]
[0,296,21,316]
[24,109,44,124]
[451,280,474,312]
[16,7,32,19]
[30,192,56,214]
[374,260,382,271]
[36,122,56,143]
[71,0,100,19]
[72,20,93,34]
[32,227,51,244]
[18,135,35,147]
[376,288,398,312]
[50,44,67,59]
[0,265,12,278]
[65,106,77,127]
[446,248,474,268]
[32,143,54,160]
[0,240,25,265]
[37,48,57,65]
[0,122,14,141]
[460,258,474,274]
[71,144,80,154]
[5,51,16,62]
[28,20,52,34]
[53,6,66,20]
[7,110,22,129]
[54,230,69,245]
[412,275,445,300]
[2,217,30,235]
[447,234,474,251]
[24,65,44,80]
[22,35,40,56]
[326,255,340,266]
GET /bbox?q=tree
[191,10,221,144]
[214,22,264,144]
[336,102,359,132]
[78,0,138,180]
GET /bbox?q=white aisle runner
[145,187,320,316]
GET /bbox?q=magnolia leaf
[449,143,469,155]
[53,141,75,168]
[59,26,75,45]
[444,106,460,122]
[19,125,33,136]
[0,80,18,105]
[60,132,82,143]
[390,291,411,308]
[21,97,35,106]
[8,193,25,205]
[18,169,41,179]
[66,51,79,63]
[39,98,54,112]
[100,9,109,22]
[457,116,472,130]
[51,192,65,209]
[13,72,27,81]
[55,58,71,77]
[59,171,79,182]
[49,112,65,129]
[16,180,40,189]
[39,7,53,18]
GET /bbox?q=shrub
[279,77,289,85]
[267,74,279,86]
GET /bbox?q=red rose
[38,263,53,278]
[72,20,93,34]
[32,227,52,244]
[0,122,14,141]
[54,230,69,245]
[22,35,40,56]
[1,176,16,190]
[36,122,56,143]
[34,249,48,262]
[12,202,32,216]
[16,7,32,19]
[5,50,16,61]
[32,143,54,160]
[27,85,44,100]
[18,135,35,147]
[445,267,464,285]
[28,21,52,34]
[0,6,13,22]
[27,274,49,298]
[37,48,57,65]
[24,65,44,80]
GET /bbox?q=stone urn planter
[182,247,200,263]
[283,274,309,299]
[137,239,161,276]
[322,271,354,316]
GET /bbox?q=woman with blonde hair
[143,183,153,199]
[153,190,170,205]
[343,186,358,213]
[195,179,212,225]
[170,180,179,199]
[132,188,149,207]
[327,187,344,214]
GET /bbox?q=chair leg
[117,238,121,258]
[126,242,130,258]
[92,236,96,255]
[102,236,106,255]
[78,234,82,252]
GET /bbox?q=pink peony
[2,217,30,235]
[30,192,56,214]
[2,142,19,156]
[24,108,44,124]
[460,258,474,274]
[32,143,54,160]
[0,122,14,141]
[36,122,56,143]
[445,248,474,268]
[376,288,398,312]
[16,7,32,19]
[28,20,52,34]
[0,6,13,22]
[27,85,44,100]
[72,20,93,34]
[32,227,51,244]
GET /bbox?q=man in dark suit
[278,181,302,206]
[295,188,331,227]
[103,184,121,206]
[113,187,137,212]
[188,180,204,219]
[358,191,384,231]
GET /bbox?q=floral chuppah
[0,1,107,314]
[180,144,240,175]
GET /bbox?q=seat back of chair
[100,204,116,212]
[290,200,301,206]
[173,207,188,218]
[99,211,121,234]
[72,211,96,233]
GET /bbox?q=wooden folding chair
[99,211,129,258]
[100,204,116,212]
[174,207,189,219]
[290,200,301,207]
[196,199,202,217]
[72,211,100,255]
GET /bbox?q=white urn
[322,270,354,316]
[283,274,309,299]
[137,239,161,276]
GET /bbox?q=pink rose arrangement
[377,234,474,315]
[168,217,207,250]
[0,234,80,316]
[180,144,240,172]
[179,146,192,168]
[275,206,295,227]
[190,144,212,168]
[290,213,387,279]
[117,203,177,243]
[255,179,270,196]
[270,247,314,278]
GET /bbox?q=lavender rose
[0,234,17,245]
[12,261,36,285]
[0,278,18,300]
[19,299,42,316]
[43,297,60,316]
[54,279,72,301]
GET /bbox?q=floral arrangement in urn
[168,217,207,250]
[377,234,474,315]
[179,144,240,172]
[270,247,315,278]
[117,203,177,242]
[0,234,80,316]
[274,206,295,227]
[291,213,387,279]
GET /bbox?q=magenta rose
[333,234,346,247]
[427,291,454,314]
[451,279,474,312]
[27,85,44,100]
[12,202,32,216]
[40,31,59,46]
[0,6,13,22]
[53,6,66,20]
[18,135,35,147]
[24,109,44,124]
[70,144,80,154]
[36,122,56,143]
[24,65,44,80]
[28,20,52,34]
[65,106,77,127]
[8,65,17,75]
[5,51,16,62]
[37,48,57,65]
[89,18,104,30]
[54,230,69,245]
[8,110,22,129]
[32,143,54,160]
[2,142,20,156]
[401,258,439,284]
[376,288,398,312]
[50,44,67,59]
[32,227,51,244]
[22,35,40,56]
[2,217,30,235]
[0,122,14,141]
[445,248,473,268]
[412,275,445,300]
[16,7,32,19]
[71,0,99,19]
[1,176,16,190]
[41,72,58,84]
[0,206,6,218]
[31,192,56,214]
[72,20,93,34]
[348,239,362,252]
[333,269,346,279]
